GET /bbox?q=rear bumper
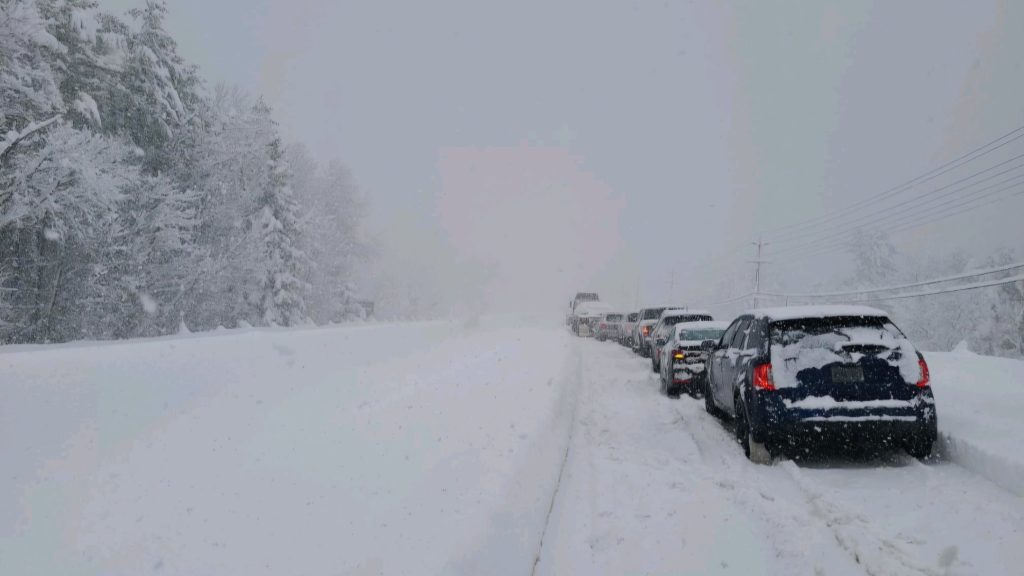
[748,389,938,447]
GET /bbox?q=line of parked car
[571,296,938,464]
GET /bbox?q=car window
[643,308,666,320]
[678,327,726,342]
[745,319,765,353]
[719,320,740,349]
[769,316,901,348]
[730,318,751,349]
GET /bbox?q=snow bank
[928,351,1024,497]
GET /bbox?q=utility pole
[750,236,770,309]
[668,269,675,303]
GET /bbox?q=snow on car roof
[748,305,889,321]
[659,308,712,319]
[575,301,612,315]
[674,320,730,332]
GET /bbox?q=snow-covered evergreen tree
[0,0,64,132]
[0,122,133,342]
[254,127,309,326]
[0,0,361,343]
[288,144,367,323]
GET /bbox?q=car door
[654,322,670,354]
[659,330,674,379]
[710,319,741,407]
[720,317,752,414]
[734,318,765,398]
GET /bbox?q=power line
[767,151,1024,247]
[760,261,1024,299]
[705,271,1024,308]
[699,123,1024,300]
[757,122,1024,239]
[706,292,755,307]
[771,179,1024,262]
[771,176,1024,261]
[844,273,1024,302]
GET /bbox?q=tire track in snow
[779,462,940,576]
[529,340,584,576]
[670,398,871,576]
[672,395,957,576]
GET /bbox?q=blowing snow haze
[4,1,1024,574]
[91,0,1024,320]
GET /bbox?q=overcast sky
[106,0,1024,316]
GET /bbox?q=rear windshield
[576,293,598,302]
[770,316,903,348]
[627,313,639,322]
[768,315,920,388]
[643,308,666,320]
[678,328,725,341]
[606,314,623,321]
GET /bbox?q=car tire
[704,379,722,418]
[736,400,772,465]
[686,382,701,399]
[905,437,934,460]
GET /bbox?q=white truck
[567,292,605,336]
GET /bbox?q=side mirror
[701,339,717,351]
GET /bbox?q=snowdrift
[928,349,1024,496]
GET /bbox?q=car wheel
[704,379,721,417]
[686,382,701,399]
[905,437,934,460]
[736,400,772,465]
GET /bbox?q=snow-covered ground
[535,339,1024,576]
[2,321,1023,575]
[1,321,574,575]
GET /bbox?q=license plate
[832,365,864,383]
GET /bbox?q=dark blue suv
[703,306,937,463]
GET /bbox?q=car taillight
[753,363,775,391]
[917,355,930,388]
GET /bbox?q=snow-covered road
[2,321,1023,575]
